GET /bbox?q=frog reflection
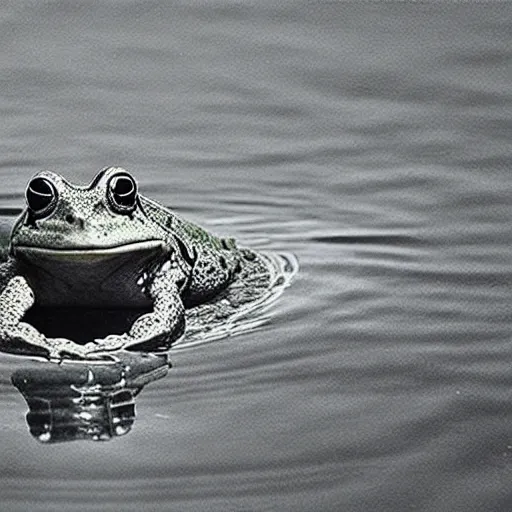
[11,351,169,443]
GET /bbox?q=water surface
[1,2,512,511]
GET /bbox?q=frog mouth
[13,240,166,262]
[11,240,168,308]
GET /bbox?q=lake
[0,2,511,511]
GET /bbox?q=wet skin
[0,167,253,359]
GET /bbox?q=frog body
[0,167,296,359]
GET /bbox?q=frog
[0,167,296,360]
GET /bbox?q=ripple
[310,234,425,246]
[174,251,298,350]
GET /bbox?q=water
[1,2,511,511]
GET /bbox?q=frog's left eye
[107,173,138,214]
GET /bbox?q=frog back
[139,196,241,304]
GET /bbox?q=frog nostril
[64,214,85,229]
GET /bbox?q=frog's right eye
[107,172,138,214]
[26,177,58,218]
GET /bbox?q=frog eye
[25,177,58,218]
[107,173,138,214]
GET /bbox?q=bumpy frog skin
[0,167,295,360]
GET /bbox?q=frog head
[10,167,170,307]
[11,167,168,250]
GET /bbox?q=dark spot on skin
[221,238,231,250]
[207,266,215,274]
[93,201,107,214]
[243,251,256,261]
[219,256,227,269]
[65,214,74,224]
[165,217,173,228]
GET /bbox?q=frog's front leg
[87,264,186,354]
[0,275,90,360]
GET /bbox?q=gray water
[1,2,512,511]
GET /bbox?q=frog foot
[0,320,95,361]
[0,276,98,361]
[85,267,186,354]
[86,299,185,354]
